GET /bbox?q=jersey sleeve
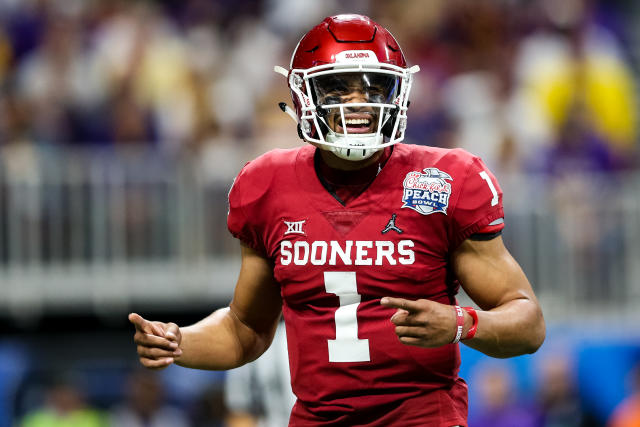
[227,163,267,255]
[450,156,504,249]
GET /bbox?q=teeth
[344,118,370,125]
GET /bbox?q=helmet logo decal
[335,50,379,63]
[345,52,369,59]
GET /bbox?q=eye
[330,84,350,96]
[316,81,350,105]
[322,96,342,105]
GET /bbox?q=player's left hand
[380,297,458,347]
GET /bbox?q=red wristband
[462,306,478,340]
[451,305,464,344]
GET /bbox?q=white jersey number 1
[479,171,499,206]
[324,271,370,362]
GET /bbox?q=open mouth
[335,113,377,134]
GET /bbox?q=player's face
[312,72,398,135]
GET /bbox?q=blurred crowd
[11,347,640,427]
[0,0,638,174]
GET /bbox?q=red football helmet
[275,14,419,161]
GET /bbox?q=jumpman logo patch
[381,213,403,234]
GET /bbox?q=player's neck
[315,146,392,188]
[314,147,392,205]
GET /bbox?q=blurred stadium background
[1,0,639,425]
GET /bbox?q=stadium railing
[0,147,639,321]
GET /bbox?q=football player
[130,14,545,426]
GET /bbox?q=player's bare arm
[452,235,545,357]
[130,243,282,370]
[382,235,545,357]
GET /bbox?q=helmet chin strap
[324,133,382,161]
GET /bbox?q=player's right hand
[129,313,182,370]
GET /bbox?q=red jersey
[227,143,504,426]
